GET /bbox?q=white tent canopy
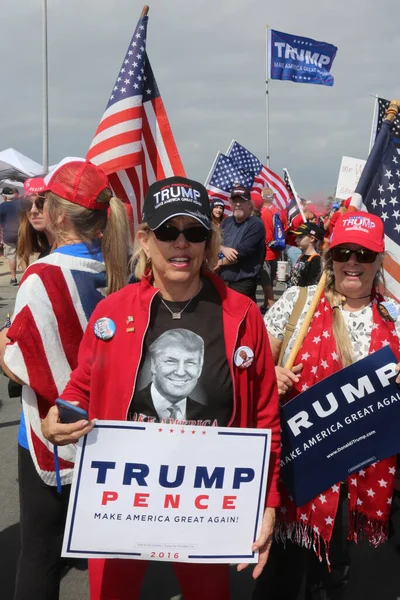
[0,148,43,184]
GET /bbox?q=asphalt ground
[0,269,399,600]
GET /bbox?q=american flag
[371,97,400,153]
[4,253,107,486]
[205,152,254,216]
[226,141,291,211]
[283,169,301,226]
[86,12,185,228]
[354,119,400,300]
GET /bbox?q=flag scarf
[277,292,399,561]
[87,12,185,229]
[227,141,292,210]
[353,120,400,300]
[268,29,338,87]
[4,253,107,486]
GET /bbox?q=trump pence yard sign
[62,422,271,563]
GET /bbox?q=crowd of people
[0,164,399,600]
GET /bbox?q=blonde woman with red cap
[41,175,281,600]
[0,159,129,600]
[256,211,400,599]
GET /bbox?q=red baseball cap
[25,158,110,210]
[24,177,46,196]
[250,191,263,210]
[330,211,384,253]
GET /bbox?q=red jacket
[61,272,281,507]
[261,205,287,261]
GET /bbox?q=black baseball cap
[230,185,250,201]
[1,187,14,196]
[142,176,211,230]
[292,222,324,241]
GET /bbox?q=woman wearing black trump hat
[42,175,281,600]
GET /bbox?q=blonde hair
[17,212,50,269]
[322,249,385,367]
[132,221,221,281]
[47,190,131,294]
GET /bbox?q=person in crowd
[251,190,264,218]
[254,211,400,600]
[324,198,350,237]
[41,175,281,600]
[0,159,130,600]
[7,178,56,400]
[287,222,324,288]
[259,187,287,313]
[217,185,265,301]
[18,177,55,268]
[0,185,22,285]
[210,198,225,226]
[285,209,318,270]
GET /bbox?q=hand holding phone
[56,398,89,424]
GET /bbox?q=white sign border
[64,423,271,562]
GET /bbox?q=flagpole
[42,0,49,173]
[265,25,270,168]
[368,95,378,154]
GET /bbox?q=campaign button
[234,346,254,369]
[378,302,398,323]
[94,318,116,341]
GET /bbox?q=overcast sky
[1,0,399,199]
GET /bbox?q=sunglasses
[153,223,210,243]
[22,196,46,212]
[332,247,378,264]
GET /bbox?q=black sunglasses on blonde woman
[153,223,210,243]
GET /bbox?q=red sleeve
[247,302,281,507]
[327,210,340,234]
[291,213,304,229]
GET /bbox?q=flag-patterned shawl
[4,252,106,486]
[277,292,400,562]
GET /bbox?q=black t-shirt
[287,253,321,287]
[128,278,233,427]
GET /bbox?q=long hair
[322,248,385,367]
[17,212,50,269]
[132,221,221,281]
[46,190,131,294]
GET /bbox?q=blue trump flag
[268,29,338,86]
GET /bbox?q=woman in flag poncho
[257,211,400,599]
[0,159,130,600]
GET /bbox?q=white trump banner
[62,421,271,563]
[335,156,366,200]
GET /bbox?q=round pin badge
[94,317,116,340]
[378,302,398,323]
[234,346,254,369]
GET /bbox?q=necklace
[159,284,202,320]
[333,289,371,300]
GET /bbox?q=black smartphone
[56,398,89,424]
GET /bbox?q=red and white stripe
[87,93,185,229]
[252,166,291,211]
[4,253,106,485]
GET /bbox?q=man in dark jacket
[217,185,266,301]
[0,186,21,285]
